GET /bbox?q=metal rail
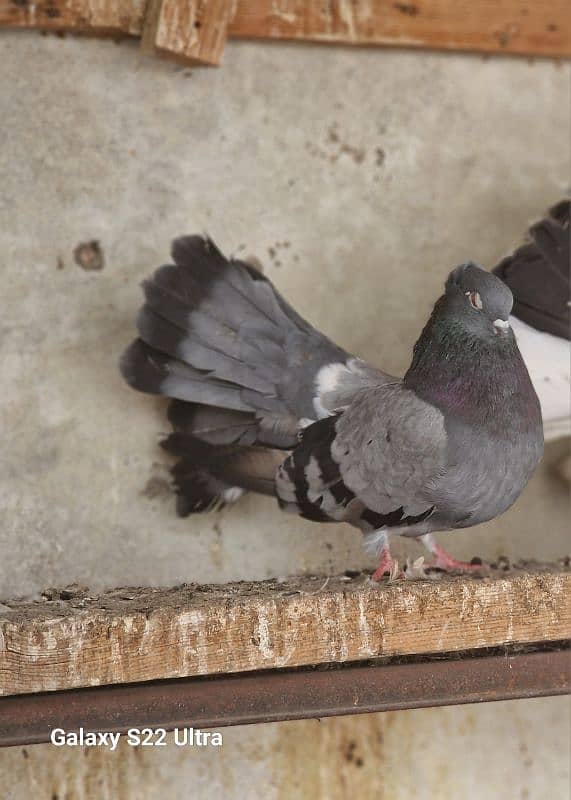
[0,646,568,747]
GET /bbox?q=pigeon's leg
[420,534,485,572]
[369,532,400,581]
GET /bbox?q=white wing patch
[313,362,349,418]
[222,487,245,504]
[313,358,392,418]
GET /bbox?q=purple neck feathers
[404,312,541,435]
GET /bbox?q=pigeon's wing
[493,199,570,340]
[332,383,447,515]
[277,382,447,530]
[310,357,395,417]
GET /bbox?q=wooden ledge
[0,562,569,697]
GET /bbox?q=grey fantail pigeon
[120,231,544,579]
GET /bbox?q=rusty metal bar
[0,647,568,748]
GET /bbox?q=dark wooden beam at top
[0,0,569,62]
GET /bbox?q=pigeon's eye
[466,290,483,310]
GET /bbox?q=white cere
[466,290,483,310]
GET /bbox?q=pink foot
[429,543,486,573]
[371,548,400,581]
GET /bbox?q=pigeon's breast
[427,420,544,529]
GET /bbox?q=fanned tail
[120,235,351,512]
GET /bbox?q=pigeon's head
[443,262,513,339]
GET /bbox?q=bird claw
[429,546,488,573]
[371,549,403,582]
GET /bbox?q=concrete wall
[1,33,569,799]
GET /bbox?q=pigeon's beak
[493,318,510,335]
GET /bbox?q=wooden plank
[230,0,571,58]
[0,0,145,36]
[0,563,568,697]
[141,0,237,65]
[0,0,569,59]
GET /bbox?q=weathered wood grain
[230,0,571,58]
[0,0,145,35]
[0,564,568,697]
[0,0,569,59]
[141,0,237,65]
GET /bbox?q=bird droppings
[340,143,366,164]
[267,241,292,268]
[327,125,340,144]
[306,123,368,166]
[73,240,104,271]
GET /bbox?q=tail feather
[120,234,360,510]
[146,250,293,373]
[167,399,299,449]
[494,199,570,340]
[120,340,253,412]
[167,400,259,446]
[162,433,282,515]
[171,236,288,326]
[120,235,353,427]
[144,275,286,372]
[136,305,275,394]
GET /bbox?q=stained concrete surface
[0,699,568,800]
[0,33,569,799]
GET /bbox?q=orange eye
[466,290,483,310]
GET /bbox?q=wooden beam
[230,0,571,58]
[1,649,568,746]
[141,0,237,65]
[0,564,568,697]
[0,0,144,36]
[0,0,569,59]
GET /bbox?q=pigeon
[120,237,544,579]
[493,199,570,443]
